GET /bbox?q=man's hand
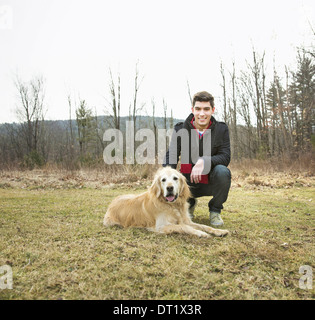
[190,158,204,184]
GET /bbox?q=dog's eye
[161,178,166,182]
[173,177,178,181]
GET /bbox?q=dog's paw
[196,230,211,238]
[214,229,229,237]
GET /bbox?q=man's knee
[211,165,231,183]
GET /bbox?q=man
[163,91,231,227]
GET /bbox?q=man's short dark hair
[192,91,214,108]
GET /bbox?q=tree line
[0,45,314,170]
[0,63,176,169]
[219,46,314,160]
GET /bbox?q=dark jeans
[187,165,231,214]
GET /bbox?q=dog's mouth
[165,194,178,202]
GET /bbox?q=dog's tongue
[166,195,175,202]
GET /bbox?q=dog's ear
[179,174,191,200]
[150,175,162,198]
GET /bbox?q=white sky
[0,0,314,124]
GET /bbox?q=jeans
[187,165,231,214]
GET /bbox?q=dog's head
[150,167,191,203]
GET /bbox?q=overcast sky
[0,0,314,124]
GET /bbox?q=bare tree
[67,94,76,164]
[229,60,238,159]
[220,62,228,123]
[151,97,158,156]
[242,48,269,156]
[300,20,315,59]
[170,108,174,129]
[163,98,168,130]
[237,71,257,158]
[275,70,290,153]
[109,67,121,130]
[15,75,46,153]
[14,75,46,167]
[130,61,145,161]
[132,61,145,132]
[284,66,294,143]
[186,80,193,106]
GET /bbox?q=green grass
[0,186,314,300]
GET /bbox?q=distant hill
[0,115,185,133]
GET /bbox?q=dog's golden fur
[103,167,229,238]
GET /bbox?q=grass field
[0,168,314,300]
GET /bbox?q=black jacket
[163,113,230,183]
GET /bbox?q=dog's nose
[167,186,174,192]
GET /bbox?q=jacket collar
[184,113,216,131]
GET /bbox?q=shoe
[210,212,224,227]
[188,198,198,218]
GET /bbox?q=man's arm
[190,158,204,183]
[190,124,230,182]
[209,125,231,168]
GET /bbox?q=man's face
[191,101,215,130]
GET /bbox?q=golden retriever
[103,167,229,238]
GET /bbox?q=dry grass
[0,161,314,300]
[0,157,314,191]
[0,164,157,190]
